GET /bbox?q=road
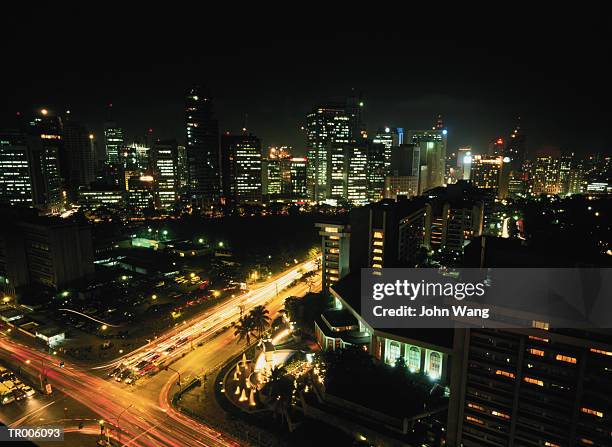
[0,260,320,446]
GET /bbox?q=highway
[0,259,320,446]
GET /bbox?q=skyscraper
[220,132,262,204]
[532,150,561,195]
[306,104,351,202]
[152,140,179,209]
[290,157,308,200]
[344,145,368,205]
[185,86,220,207]
[28,111,64,213]
[62,118,96,198]
[0,130,34,207]
[262,146,291,199]
[408,128,447,194]
[470,155,503,193]
[373,127,402,173]
[366,142,386,202]
[104,121,124,165]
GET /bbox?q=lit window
[373,231,384,239]
[524,377,544,386]
[532,320,550,330]
[581,407,604,418]
[467,402,485,411]
[529,335,549,343]
[590,348,612,357]
[373,241,384,247]
[492,410,510,420]
[544,442,560,447]
[580,438,594,445]
[529,348,545,357]
[373,248,383,254]
[555,354,577,364]
[495,369,515,379]
[324,227,338,233]
[466,415,483,425]
[372,256,383,262]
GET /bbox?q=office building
[0,130,34,207]
[366,142,386,202]
[185,86,221,206]
[104,121,124,165]
[62,119,96,198]
[424,181,484,253]
[344,145,368,205]
[470,155,503,193]
[0,207,94,293]
[262,146,291,199]
[151,141,179,209]
[305,104,351,202]
[221,132,262,204]
[533,150,561,195]
[408,128,447,194]
[372,127,403,173]
[289,157,308,200]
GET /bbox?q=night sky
[2,26,610,157]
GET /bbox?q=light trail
[57,308,121,327]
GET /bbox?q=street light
[101,324,108,331]
[152,294,157,300]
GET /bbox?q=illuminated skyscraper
[0,130,34,207]
[220,132,262,204]
[532,150,561,195]
[290,157,308,200]
[104,121,124,165]
[262,146,292,199]
[345,145,368,205]
[373,127,403,173]
[407,128,447,194]
[366,142,386,202]
[306,104,351,202]
[185,86,220,206]
[470,155,503,193]
[152,140,179,209]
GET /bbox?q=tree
[248,305,270,339]
[232,316,255,346]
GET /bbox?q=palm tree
[248,305,270,339]
[232,315,254,346]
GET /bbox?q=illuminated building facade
[221,133,262,204]
[408,129,447,194]
[104,121,124,165]
[532,154,561,195]
[262,146,291,199]
[366,142,386,202]
[152,141,179,209]
[289,157,308,200]
[470,155,503,194]
[345,145,368,205]
[306,104,351,202]
[78,188,125,210]
[185,86,220,206]
[372,127,403,173]
[315,220,351,295]
[0,130,34,206]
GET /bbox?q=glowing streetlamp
[101,324,108,331]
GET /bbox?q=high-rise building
[262,146,292,199]
[384,143,420,199]
[504,116,527,171]
[423,181,484,253]
[104,121,124,165]
[532,150,561,195]
[289,157,308,200]
[372,127,403,173]
[488,137,505,156]
[306,104,351,202]
[28,111,64,213]
[121,143,150,171]
[62,119,95,198]
[345,145,368,205]
[366,142,386,202]
[408,128,447,194]
[176,145,188,189]
[315,218,351,295]
[220,132,262,204]
[0,130,34,207]
[470,155,503,192]
[151,140,179,209]
[457,147,473,181]
[185,86,220,206]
